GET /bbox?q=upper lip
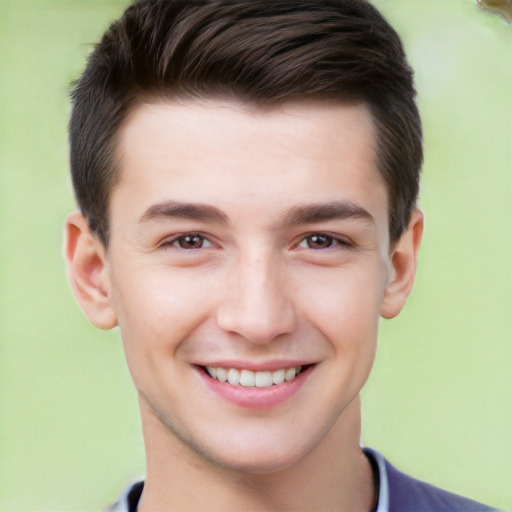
[196,360,315,371]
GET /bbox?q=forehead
[111,99,387,232]
[119,97,377,156]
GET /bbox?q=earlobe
[381,209,424,319]
[64,211,117,329]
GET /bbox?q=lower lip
[197,366,314,409]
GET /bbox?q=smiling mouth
[202,365,308,388]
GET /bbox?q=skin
[65,99,423,511]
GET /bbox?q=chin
[181,424,325,476]
[208,446,309,475]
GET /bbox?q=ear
[64,211,117,329]
[381,209,424,319]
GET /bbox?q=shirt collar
[363,447,390,512]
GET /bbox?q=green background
[1,0,510,510]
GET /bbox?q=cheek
[297,260,386,311]
[110,265,216,359]
[295,262,385,351]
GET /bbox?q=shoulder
[381,454,497,512]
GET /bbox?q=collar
[363,447,390,512]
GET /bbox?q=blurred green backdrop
[0,0,510,510]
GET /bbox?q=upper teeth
[205,366,301,388]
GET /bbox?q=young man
[64,1,495,510]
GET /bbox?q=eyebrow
[138,199,375,228]
[138,200,229,224]
[280,201,375,228]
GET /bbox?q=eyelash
[160,233,214,250]
[296,233,352,250]
[159,232,352,251]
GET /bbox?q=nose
[216,250,297,345]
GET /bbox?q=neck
[138,396,375,512]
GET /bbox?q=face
[68,99,421,474]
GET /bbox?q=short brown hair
[70,0,422,246]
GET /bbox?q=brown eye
[176,234,209,249]
[304,234,335,249]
